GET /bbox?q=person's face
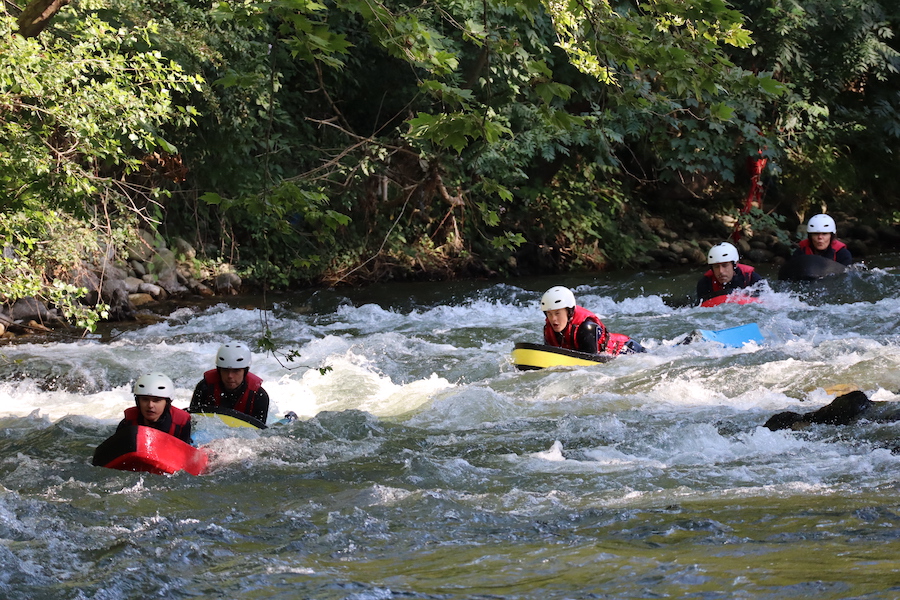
[220,368,246,391]
[810,232,831,251]
[711,261,735,286]
[136,395,168,423]
[545,308,570,333]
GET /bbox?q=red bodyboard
[93,425,208,476]
[700,294,762,308]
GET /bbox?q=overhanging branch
[16,0,69,38]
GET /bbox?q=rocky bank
[3,209,900,339]
[0,233,242,339]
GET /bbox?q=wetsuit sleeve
[180,420,193,445]
[791,247,804,258]
[189,380,213,413]
[575,320,600,354]
[624,339,646,353]
[696,277,714,304]
[749,271,763,285]
[835,247,853,266]
[252,388,271,423]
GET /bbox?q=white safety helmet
[132,373,175,400]
[540,286,576,311]
[216,342,252,369]
[707,242,739,265]
[806,213,836,234]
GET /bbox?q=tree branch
[16,0,69,38]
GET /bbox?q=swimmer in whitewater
[189,342,270,423]
[540,286,644,355]
[792,213,853,266]
[117,372,193,444]
[696,242,764,304]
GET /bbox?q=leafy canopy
[0,9,202,213]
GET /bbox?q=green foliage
[735,207,791,245]
[491,232,526,251]
[4,0,900,298]
[200,179,352,285]
[545,0,754,92]
[0,10,202,213]
[408,111,513,154]
[8,0,787,285]
[514,160,646,269]
[733,0,900,211]
[255,326,333,374]
[0,210,110,332]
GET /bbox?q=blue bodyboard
[695,323,764,347]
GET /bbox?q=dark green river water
[2,258,900,599]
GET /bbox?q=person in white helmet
[117,373,192,443]
[792,213,852,266]
[189,343,270,423]
[696,241,763,304]
[540,286,644,355]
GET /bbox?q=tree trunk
[17,0,69,38]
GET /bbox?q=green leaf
[156,136,178,154]
[201,192,224,205]
[710,102,734,121]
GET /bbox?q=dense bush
[2,0,899,305]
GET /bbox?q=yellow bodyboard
[512,342,614,371]
[195,412,260,428]
[191,407,267,429]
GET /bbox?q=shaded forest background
[2,0,900,328]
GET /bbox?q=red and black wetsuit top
[189,369,270,423]
[795,238,853,266]
[119,405,192,444]
[543,305,633,355]
[697,263,762,303]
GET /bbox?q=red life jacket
[203,369,263,415]
[798,238,847,262]
[543,305,631,355]
[703,263,757,293]
[604,332,632,355]
[123,405,191,437]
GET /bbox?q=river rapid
[3,257,900,599]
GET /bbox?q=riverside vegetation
[2,0,900,337]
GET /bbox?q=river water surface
[3,258,900,599]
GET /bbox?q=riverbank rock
[188,279,214,297]
[2,229,249,338]
[126,229,157,262]
[63,261,135,320]
[123,276,143,293]
[138,282,164,298]
[101,278,135,321]
[172,237,196,260]
[9,297,55,323]
[0,309,14,334]
[129,293,155,307]
[638,209,900,269]
[157,268,188,295]
[215,272,242,295]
